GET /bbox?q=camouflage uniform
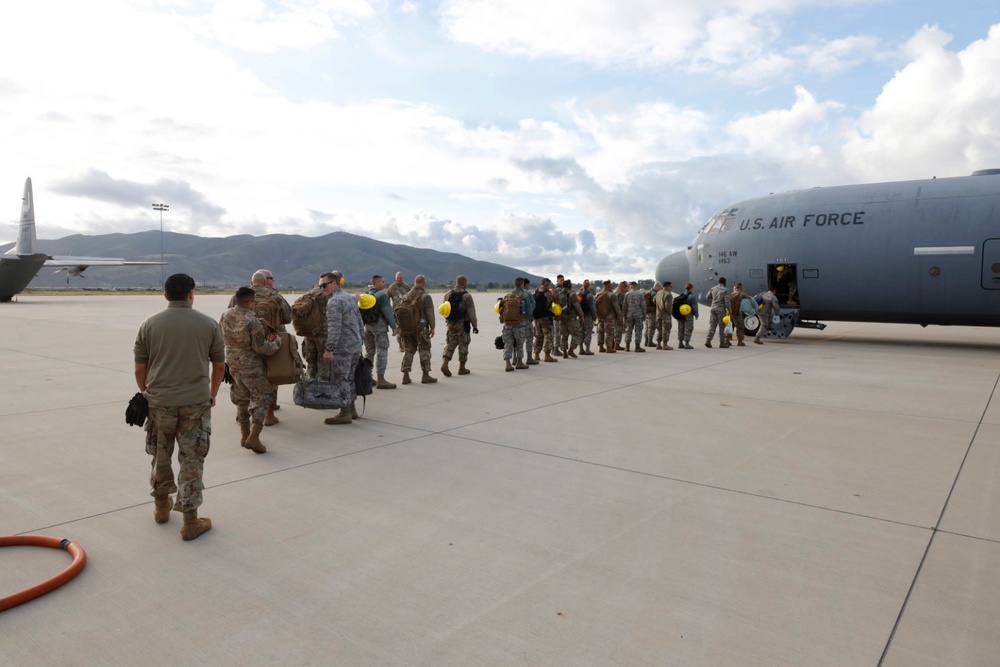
[596,286,622,352]
[655,289,674,348]
[230,284,292,407]
[623,288,646,348]
[615,287,628,347]
[679,290,699,346]
[221,305,281,427]
[364,285,397,376]
[442,288,477,364]
[326,288,364,407]
[519,288,535,362]
[501,289,526,364]
[558,287,584,355]
[134,300,225,512]
[705,283,729,346]
[533,289,557,357]
[730,290,753,345]
[400,286,435,373]
[386,280,410,353]
[298,286,329,381]
[579,287,597,353]
[644,289,657,347]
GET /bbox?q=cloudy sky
[2,1,999,277]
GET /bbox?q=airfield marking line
[877,369,1000,666]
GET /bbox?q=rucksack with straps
[291,290,324,337]
[446,291,467,322]
[361,293,383,325]
[254,292,283,334]
[672,292,689,319]
[501,292,523,325]
[394,297,422,335]
[595,291,611,318]
[532,290,550,319]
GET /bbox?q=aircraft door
[982,240,1000,289]
[767,263,798,306]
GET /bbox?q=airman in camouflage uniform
[678,282,698,349]
[644,284,659,348]
[323,271,365,424]
[729,282,754,347]
[364,274,399,389]
[705,277,730,348]
[614,281,628,350]
[501,278,527,371]
[400,274,437,384]
[134,273,224,541]
[386,272,410,353]
[441,275,478,377]
[221,286,282,453]
[654,281,674,350]
[519,278,536,365]
[532,279,559,362]
[299,275,330,381]
[596,280,621,353]
[552,274,565,355]
[559,279,584,358]
[623,281,647,352]
[578,280,597,355]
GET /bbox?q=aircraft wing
[44,256,167,277]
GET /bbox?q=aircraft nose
[655,250,690,289]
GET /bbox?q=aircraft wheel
[743,314,760,337]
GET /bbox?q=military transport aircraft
[0,178,165,301]
[655,169,1000,338]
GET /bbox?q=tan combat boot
[663,343,674,350]
[402,371,411,385]
[515,359,528,369]
[180,510,212,541]
[533,352,541,362]
[655,343,662,350]
[421,370,437,384]
[441,358,452,377]
[239,421,251,446]
[568,348,578,358]
[324,406,352,425]
[350,402,358,419]
[243,424,266,453]
[458,362,470,375]
[599,344,606,353]
[505,360,514,371]
[543,351,558,362]
[154,495,172,524]
[264,405,279,426]
[377,374,397,389]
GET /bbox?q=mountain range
[0,230,545,290]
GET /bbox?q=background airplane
[655,170,1000,338]
[0,178,166,302]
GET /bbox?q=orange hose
[0,535,87,612]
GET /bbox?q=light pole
[152,203,168,287]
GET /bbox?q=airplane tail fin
[15,178,38,255]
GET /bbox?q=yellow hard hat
[679,304,692,316]
[438,301,451,317]
[551,303,563,317]
[776,265,784,272]
[494,301,502,314]
[358,293,376,310]
[722,315,731,325]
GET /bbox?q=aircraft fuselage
[655,171,1000,328]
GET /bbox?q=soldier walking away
[397,274,437,384]
[730,282,754,347]
[754,286,781,345]
[221,287,282,454]
[323,271,364,424]
[705,277,730,348]
[363,274,399,389]
[133,273,224,541]
[441,275,479,377]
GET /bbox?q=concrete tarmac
[2,293,999,666]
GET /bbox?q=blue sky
[2,0,999,278]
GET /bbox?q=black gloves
[223,363,233,384]
[125,392,149,427]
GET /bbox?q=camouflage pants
[615,317,625,345]
[625,316,644,346]
[302,335,330,381]
[559,317,581,352]
[145,402,211,511]
[443,321,471,363]
[655,315,672,345]
[679,316,694,343]
[330,351,360,407]
[706,308,726,345]
[401,327,432,372]
[229,362,276,426]
[581,316,594,351]
[732,312,747,343]
[364,320,391,375]
[519,319,534,360]
[598,316,616,349]
[534,318,555,354]
[552,319,562,353]
[644,314,656,345]
[503,323,525,362]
